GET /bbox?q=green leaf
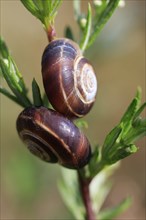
[41,0,51,14]
[0,86,25,107]
[100,89,145,167]
[102,125,122,158]
[21,0,62,30]
[74,119,88,129]
[90,163,120,214]
[120,89,146,144]
[120,89,141,125]
[89,146,101,176]
[80,3,92,53]
[65,26,74,40]
[124,121,146,144]
[42,93,52,109]
[0,37,10,58]
[108,144,138,165]
[20,0,39,18]
[98,197,132,220]
[0,37,31,107]
[32,78,43,106]
[0,58,31,107]
[120,99,138,127]
[133,102,146,123]
[58,168,85,220]
[87,0,120,48]
[50,0,62,16]
[32,0,44,12]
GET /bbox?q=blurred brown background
[0,0,145,219]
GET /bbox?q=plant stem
[46,24,56,42]
[78,171,96,220]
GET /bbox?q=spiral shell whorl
[74,56,97,103]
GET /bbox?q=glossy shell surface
[42,38,97,118]
[17,106,91,169]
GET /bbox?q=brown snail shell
[41,38,97,118]
[16,106,91,169]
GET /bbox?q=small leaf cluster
[20,0,62,31]
[89,88,146,178]
[70,0,121,52]
[102,88,146,164]
[0,38,51,109]
[0,38,31,107]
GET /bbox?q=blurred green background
[0,0,145,219]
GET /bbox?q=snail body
[42,38,97,118]
[17,106,91,169]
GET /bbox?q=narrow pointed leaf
[109,144,138,164]
[102,125,122,157]
[65,26,74,40]
[21,0,62,30]
[80,3,92,52]
[0,37,10,58]
[0,87,25,107]
[0,38,27,92]
[41,0,51,15]
[32,78,43,106]
[87,0,120,48]
[98,197,132,220]
[133,102,146,122]
[51,0,62,15]
[90,164,120,214]
[120,89,141,124]
[58,168,85,220]
[0,59,31,107]
[20,0,39,18]
[124,123,146,144]
[42,93,52,108]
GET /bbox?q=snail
[41,38,97,118]
[16,106,91,169]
